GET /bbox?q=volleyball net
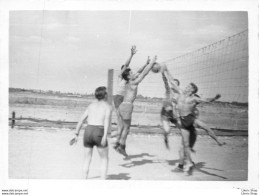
[111,30,248,131]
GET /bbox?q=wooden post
[107,69,114,105]
[11,111,15,128]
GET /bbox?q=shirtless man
[115,56,158,157]
[164,68,221,172]
[72,86,112,179]
[113,46,150,143]
[162,66,225,148]
[160,70,180,149]
[113,46,137,110]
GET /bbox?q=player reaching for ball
[160,69,181,149]
[164,66,226,147]
[115,56,158,157]
[113,46,151,147]
[163,66,223,172]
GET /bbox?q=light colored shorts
[113,95,124,109]
[119,102,134,120]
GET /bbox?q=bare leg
[115,110,124,145]
[180,128,193,165]
[178,139,185,165]
[119,119,131,146]
[194,119,224,146]
[116,119,131,157]
[174,133,185,171]
[83,147,93,179]
[97,146,109,180]
[162,119,170,134]
[162,119,170,149]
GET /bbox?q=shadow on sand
[107,173,131,180]
[120,154,176,168]
[185,162,227,179]
[124,153,155,160]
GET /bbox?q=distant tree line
[9,87,94,98]
[9,87,248,107]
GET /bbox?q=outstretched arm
[132,56,157,85]
[164,66,181,94]
[121,45,137,74]
[161,72,171,100]
[132,56,150,79]
[195,94,221,104]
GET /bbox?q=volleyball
[151,63,161,73]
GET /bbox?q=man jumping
[161,66,225,149]
[164,67,221,172]
[115,56,158,157]
[113,46,150,145]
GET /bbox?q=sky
[9,11,248,98]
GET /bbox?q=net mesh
[112,30,248,130]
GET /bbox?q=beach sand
[9,127,248,180]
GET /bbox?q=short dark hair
[121,68,131,82]
[190,82,198,94]
[173,79,180,86]
[95,86,107,100]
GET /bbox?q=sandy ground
[9,127,248,180]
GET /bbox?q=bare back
[87,101,111,126]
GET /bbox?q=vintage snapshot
[8,10,249,181]
[1,1,258,194]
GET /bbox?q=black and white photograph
[0,0,259,194]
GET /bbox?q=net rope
[112,30,248,130]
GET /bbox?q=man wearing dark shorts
[83,125,108,148]
[72,87,112,179]
[164,68,221,172]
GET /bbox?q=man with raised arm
[113,46,137,110]
[115,56,158,157]
[164,67,221,172]
[113,46,150,147]
[161,66,225,149]
[160,69,181,149]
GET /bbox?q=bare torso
[177,94,197,116]
[87,101,111,126]
[123,83,138,103]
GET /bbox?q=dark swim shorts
[113,95,124,109]
[83,125,107,148]
[180,114,196,130]
[180,114,196,148]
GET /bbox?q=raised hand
[146,56,151,64]
[150,55,157,65]
[131,45,137,55]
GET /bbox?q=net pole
[107,69,114,105]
